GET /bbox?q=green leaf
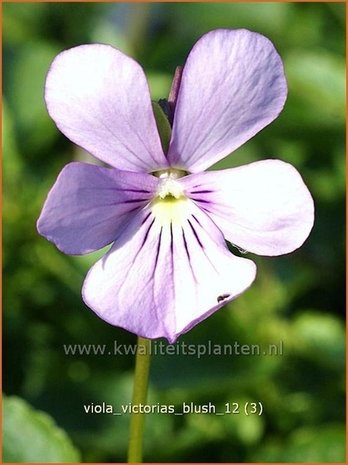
[284,425,346,462]
[291,311,345,368]
[6,41,60,152]
[152,101,172,154]
[3,395,81,462]
[3,100,22,187]
[285,50,345,126]
[147,72,172,101]
[255,425,346,462]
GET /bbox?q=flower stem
[127,337,151,463]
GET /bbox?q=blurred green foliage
[3,2,345,463]
[3,395,80,462]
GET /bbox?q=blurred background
[3,2,345,463]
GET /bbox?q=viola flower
[37,29,314,343]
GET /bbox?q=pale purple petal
[37,162,158,255]
[182,160,314,256]
[45,44,169,172]
[82,201,256,342]
[167,29,287,172]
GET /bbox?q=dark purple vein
[182,229,198,284]
[140,211,152,225]
[141,217,156,247]
[188,216,219,274]
[187,219,204,249]
[190,190,214,194]
[152,227,163,278]
[122,198,149,204]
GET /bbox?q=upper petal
[82,200,256,342]
[181,160,314,256]
[45,44,169,172]
[37,162,158,255]
[167,29,287,172]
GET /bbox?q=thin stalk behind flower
[127,337,151,463]
[168,65,183,124]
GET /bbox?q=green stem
[127,337,152,463]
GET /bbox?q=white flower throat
[156,170,185,199]
[152,169,190,226]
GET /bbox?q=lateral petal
[182,160,315,256]
[37,162,158,255]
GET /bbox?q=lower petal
[181,160,315,256]
[82,200,256,342]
